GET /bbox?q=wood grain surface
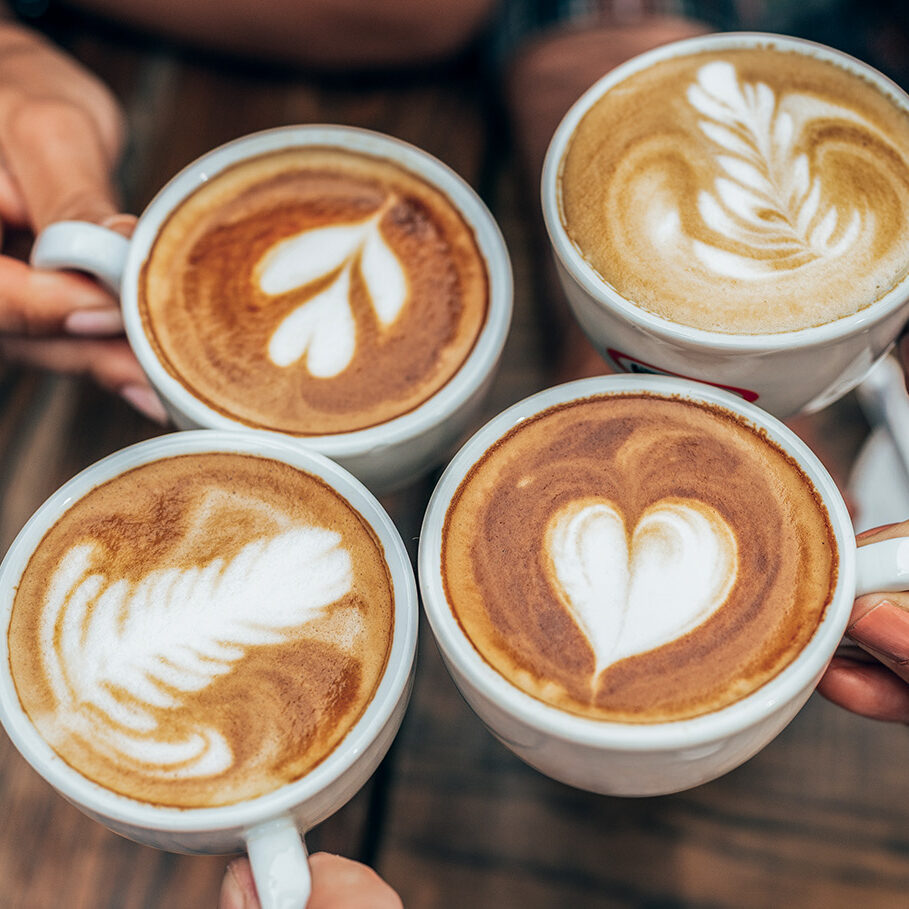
[0,9,907,908]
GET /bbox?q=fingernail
[65,308,124,336]
[101,213,138,237]
[120,384,169,425]
[848,600,909,664]
[218,862,251,909]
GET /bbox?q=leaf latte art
[10,454,394,808]
[41,528,351,780]
[442,395,837,723]
[561,48,909,333]
[141,147,487,434]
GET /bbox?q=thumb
[848,593,909,676]
[0,99,121,230]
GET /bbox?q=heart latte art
[560,47,909,333]
[140,146,488,433]
[546,499,737,678]
[442,394,837,722]
[9,454,394,807]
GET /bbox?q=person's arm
[0,12,164,420]
[64,0,498,69]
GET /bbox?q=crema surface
[442,395,837,722]
[560,47,909,333]
[141,147,488,433]
[10,454,394,808]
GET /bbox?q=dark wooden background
[0,8,908,908]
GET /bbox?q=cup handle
[30,220,130,295]
[245,816,312,909]
[855,537,909,595]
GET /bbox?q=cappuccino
[442,393,837,722]
[140,146,488,434]
[560,46,909,333]
[8,452,394,808]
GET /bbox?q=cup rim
[0,430,418,833]
[540,31,909,352]
[418,374,856,750]
[121,124,513,455]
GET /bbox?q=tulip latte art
[140,147,488,433]
[9,454,393,807]
[442,395,837,722]
[560,48,909,333]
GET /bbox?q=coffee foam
[140,147,488,433]
[10,453,394,807]
[545,498,737,677]
[442,394,837,723]
[560,48,909,333]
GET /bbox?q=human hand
[218,853,402,909]
[817,520,909,723]
[0,21,165,421]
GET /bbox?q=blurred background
[1,0,908,906]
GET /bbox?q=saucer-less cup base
[541,33,909,419]
[31,126,513,494]
[419,375,909,795]
[0,431,418,908]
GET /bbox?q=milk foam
[560,49,909,333]
[260,205,408,377]
[39,526,352,778]
[546,499,738,676]
[683,62,871,279]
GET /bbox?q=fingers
[0,254,118,335]
[219,859,256,909]
[855,519,909,545]
[847,594,909,680]
[0,98,120,230]
[0,335,167,423]
[824,593,909,724]
[817,657,909,723]
[308,853,403,909]
[0,165,28,226]
[218,855,403,909]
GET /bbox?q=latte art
[9,454,394,807]
[442,394,837,722]
[560,48,909,333]
[686,61,867,278]
[258,198,408,377]
[140,146,488,433]
[546,498,737,678]
[42,525,351,780]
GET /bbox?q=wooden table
[1,10,908,908]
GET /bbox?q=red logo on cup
[606,349,760,403]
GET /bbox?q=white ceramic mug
[31,125,513,493]
[419,374,909,796]
[541,33,909,419]
[0,430,418,908]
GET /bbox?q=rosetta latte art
[39,524,353,780]
[258,198,408,377]
[686,61,866,278]
[560,48,909,333]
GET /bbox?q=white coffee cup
[419,374,909,796]
[0,430,418,908]
[541,33,909,419]
[31,125,513,493]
